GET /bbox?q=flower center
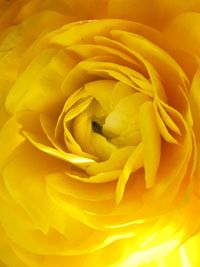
[92,121,103,135]
[55,79,152,161]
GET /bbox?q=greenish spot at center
[92,121,103,135]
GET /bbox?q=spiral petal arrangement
[1,1,200,267]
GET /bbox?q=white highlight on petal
[114,239,179,267]
[180,246,192,267]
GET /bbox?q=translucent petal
[23,131,95,166]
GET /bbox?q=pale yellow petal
[103,92,150,145]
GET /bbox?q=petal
[111,30,188,110]
[103,92,150,139]
[145,126,193,209]
[139,101,161,188]
[46,172,115,201]
[106,0,153,26]
[157,101,181,136]
[66,170,121,183]
[189,68,200,141]
[107,0,200,30]
[183,232,200,266]
[153,101,178,144]
[150,0,200,28]
[80,60,149,92]
[0,116,25,170]
[0,0,24,31]
[68,43,139,68]
[72,101,117,160]
[86,146,133,175]
[111,81,134,108]
[0,224,28,267]
[60,0,108,20]
[84,79,116,113]
[23,131,95,166]
[116,143,143,204]
[90,133,117,160]
[164,12,200,57]
[5,49,72,114]
[3,148,52,233]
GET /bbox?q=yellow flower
[0,1,200,266]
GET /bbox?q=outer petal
[107,0,200,29]
[164,12,200,56]
[190,68,200,142]
[140,101,161,188]
[151,0,200,28]
[107,0,153,25]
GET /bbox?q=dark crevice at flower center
[92,121,103,135]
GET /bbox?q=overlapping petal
[0,1,200,267]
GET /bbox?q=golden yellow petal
[110,81,135,108]
[23,131,94,166]
[5,49,71,114]
[107,0,153,25]
[153,101,179,144]
[46,172,115,201]
[139,101,161,188]
[157,101,181,136]
[84,80,116,113]
[0,117,25,170]
[164,12,200,56]
[0,224,28,267]
[86,146,133,175]
[116,143,143,204]
[111,30,188,108]
[190,68,200,142]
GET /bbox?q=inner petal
[103,92,151,147]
